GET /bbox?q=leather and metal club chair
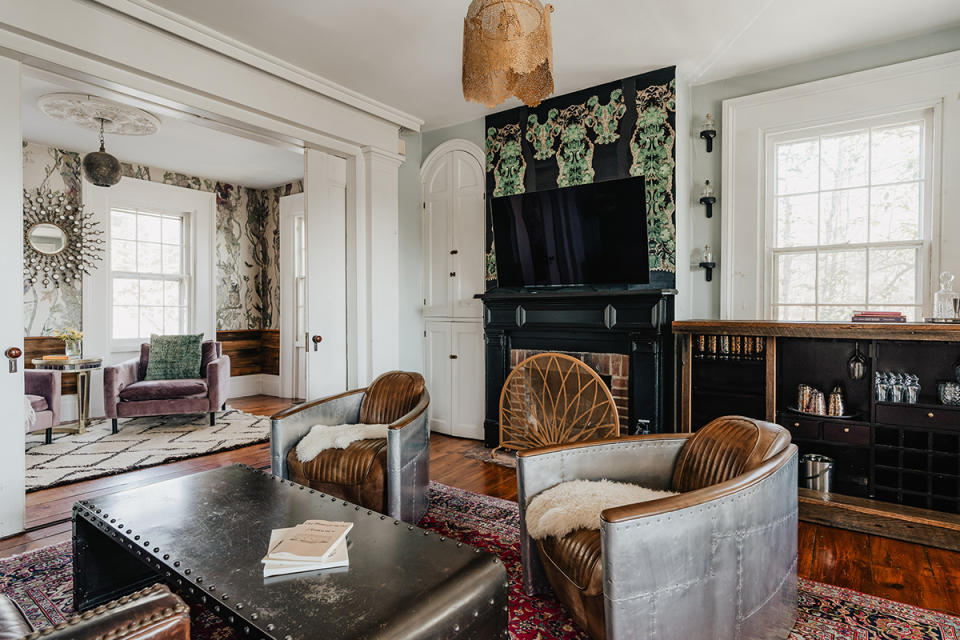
[517,416,799,640]
[270,371,430,524]
[0,583,189,640]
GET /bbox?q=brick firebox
[510,349,630,428]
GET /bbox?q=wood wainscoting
[216,329,280,377]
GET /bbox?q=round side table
[31,357,103,433]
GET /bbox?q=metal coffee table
[73,465,508,639]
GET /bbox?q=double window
[110,208,191,341]
[767,110,933,321]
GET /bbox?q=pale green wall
[422,119,485,161]
[398,130,424,372]
[689,26,960,319]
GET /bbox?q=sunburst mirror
[23,187,104,288]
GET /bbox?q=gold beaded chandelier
[462,0,556,108]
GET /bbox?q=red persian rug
[2,481,959,639]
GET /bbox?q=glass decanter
[934,271,959,319]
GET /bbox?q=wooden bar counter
[674,319,960,546]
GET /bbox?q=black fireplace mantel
[478,287,676,447]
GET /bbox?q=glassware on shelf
[904,374,921,404]
[889,373,905,403]
[875,371,891,402]
[939,382,960,406]
[827,386,846,417]
[875,370,921,404]
[934,271,960,319]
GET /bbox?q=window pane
[111,210,136,240]
[137,214,162,243]
[776,194,818,248]
[776,139,819,195]
[164,281,181,306]
[138,243,162,274]
[776,253,816,304]
[872,123,922,184]
[820,188,867,245]
[113,306,139,339]
[869,247,917,305]
[112,278,138,306]
[818,250,866,305]
[162,245,181,275]
[870,183,920,242]
[820,131,868,190]
[112,239,137,272]
[776,306,816,321]
[140,280,163,306]
[163,308,182,334]
[818,306,856,321]
[140,306,163,336]
[162,217,182,245]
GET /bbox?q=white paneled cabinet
[425,320,484,440]
[421,143,486,440]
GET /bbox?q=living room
[1,2,959,639]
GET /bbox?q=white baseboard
[229,374,282,399]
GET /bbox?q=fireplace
[480,288,675,447]
[510,349,630,427]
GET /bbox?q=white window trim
[763,109,935,320]
[720,51,957,320]
[83,177,215,417]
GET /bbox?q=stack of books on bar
[851,311,906,323]
[262,520,353,577]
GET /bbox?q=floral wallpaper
[484,66,677,289]
[22,140,300,335]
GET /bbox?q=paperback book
[262,520,353,577]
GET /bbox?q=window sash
[763,109,934,320]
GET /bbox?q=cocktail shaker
[827,386,845,417]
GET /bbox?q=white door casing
[304,149,349,399]
[0,56,25,537]
[279,193,306,399]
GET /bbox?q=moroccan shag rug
[2,482,959,639]
[24,409,269,491]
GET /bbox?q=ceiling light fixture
[462,0,556,108]
[82,117,122,187]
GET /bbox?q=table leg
[73,511,159,611]
[76,369,90,433]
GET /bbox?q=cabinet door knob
[843,427,850,433]
[450,249,459,255]
[927,412,935,418]
[449,354,458,359]
[449,272,457,277]
[793,422,800,428]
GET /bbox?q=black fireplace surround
[478,288,675,447]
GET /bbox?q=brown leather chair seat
[531,416,794,640]
[283,371,426,514]
[286,437,389,512]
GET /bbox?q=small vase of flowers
[54,327,83,358]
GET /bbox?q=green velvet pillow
[144,333,204,381]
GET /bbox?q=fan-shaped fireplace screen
[498,352,620,451]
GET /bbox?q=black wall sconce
[700,113,717,152]
[699,180,716,218]
[699,245,716,282]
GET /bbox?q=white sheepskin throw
[295,423,389,462]
[24,396,36,428]
[525,479,679,540]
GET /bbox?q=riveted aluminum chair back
[499,352,620,451]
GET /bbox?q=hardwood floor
[4,393,959,618]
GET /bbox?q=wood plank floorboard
[3,394,959,617]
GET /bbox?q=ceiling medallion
[38,93,160,188]
[462,0,556,108]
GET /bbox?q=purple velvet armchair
[103,340,231,433]
[26,369,61,444]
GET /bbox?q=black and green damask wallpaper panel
[484,65,676,289]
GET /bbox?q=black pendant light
[82,117,122,187]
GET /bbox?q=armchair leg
[111,418,118,434]
[45,428,52,445]
[209,412,216,426]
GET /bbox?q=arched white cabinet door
[421,147,484,320]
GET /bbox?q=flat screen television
[490,175,648,288]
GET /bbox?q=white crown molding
[89,0,425,132]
